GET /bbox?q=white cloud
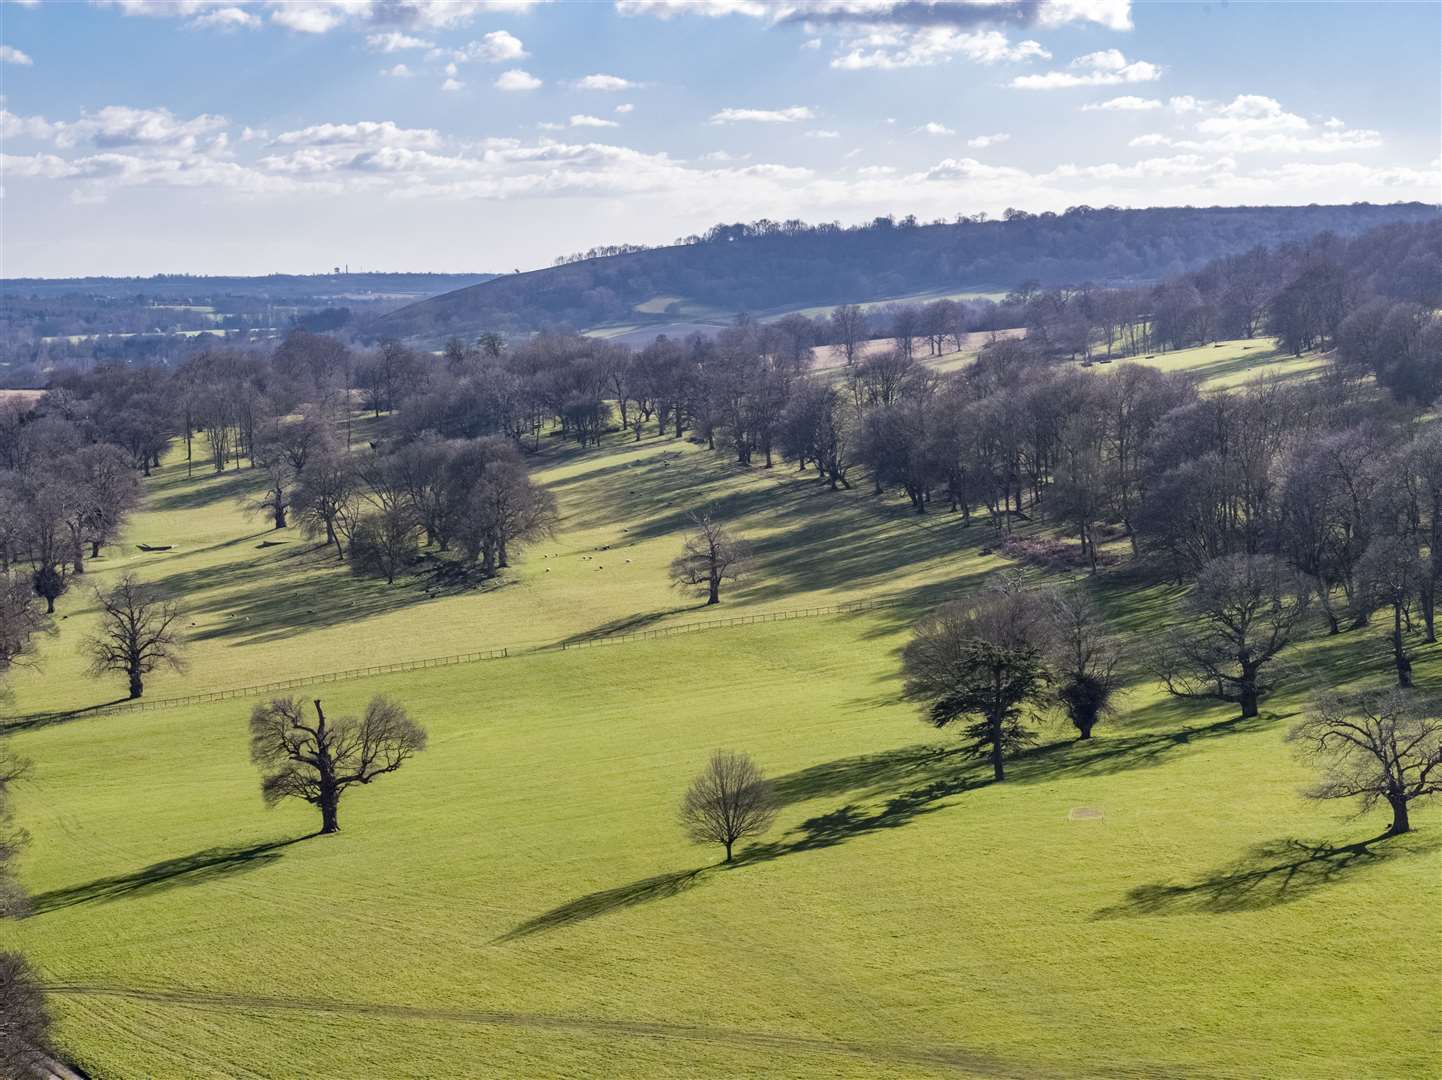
[805,129,841,139]
[918,121,955,136]
[273,120,441,149]
[454,30,528,62]
[191,6,259,29]
[1128,95,1384,154]
[832,28,1048,70]
[1168,95,1203,113]
[443,77,466,92]
[967,132,1010,148]
[495,68,542,91]
[0,45,34,66]
[367,31,432,52]
[574,73,635,90]
[857,165,895,176]
[618,0,1132,31]
[1082,95,1161,111]
[615,103,635,114]
[802,37,820,49]
[710,105,814,124]
[382,63,414,77]
[569,114,619,128]
[1323,116,1346,130]
[1012,49,1161,89]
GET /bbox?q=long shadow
[25,835,311,917]
[1,698,131,734]
[1093,832,1439,919]
[495,868,706,942]
[149,467,262,512]
[552,605,701,647]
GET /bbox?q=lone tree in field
[669,512,753,605]
[1154,555,1310,720]
[679,750,777,863]
[82,574,186,699]
[1289,690,1442,836]
[902,580,1054,782]
[248,695,427,835]
[0,574,49,686]
[1048,586,1123,740]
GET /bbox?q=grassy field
[2,347,1438,1078]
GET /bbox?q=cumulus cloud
[917,121,955,135]
[101,0,550,34]
[831,27,1048,69]
[272,120,441,149]
[382,63,414,77]
[1011,48,1160,89]
[622,0,1132,32]
[574,73,636,90]
[709,105,814,124]
[1082,95,1161,111]
[453,30,528,62]
[967,132,1010,147]
[1128,94,1384,154]
[442,77,465,91]
[0,45,34,65]
[190,6,259,29]
[805,129,842,138]
[615,103,635,113]
[495,68,542,91]
[569,114,619,127]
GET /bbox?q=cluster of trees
[379,203,1436,338]
[1012,219,1440,375]
[0,566,53,1075]
[902,574,1441,836]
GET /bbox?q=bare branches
[1289,690,1442,835]
[669,512,753,605]
[248,695,427,834]
[679,750,777,863]
[81,573,186,699]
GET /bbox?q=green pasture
[2,352,1438,1078]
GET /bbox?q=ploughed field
[2,344,1436,1079]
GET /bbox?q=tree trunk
[1388,796,1410,835]
[128,667,143,699]
[990,716,1005,781]
[319,789,340,834]
[1392,607,1412,688]
[707,577,720,604]
[1238,670,1259,719]
[724,839,733,863]
[91,540,102,558]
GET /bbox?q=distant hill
[0,271,498,304]
[372,203,1439,344]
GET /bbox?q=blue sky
[1,0,1438,277]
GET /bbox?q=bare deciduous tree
[902,580,1054,781]
[82,574,187,699]
[1048,586,1123,740]
[0,747,52,1078]
[1154,555,1311,719]
[1289,690,1442,835]
[669,512,753,605]
[679,749,777,863]
[248,695,427,835]
[0,573,49,686]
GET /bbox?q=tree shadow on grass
[551,605,700,647]
[1092,832,1440,919]
[495,868,707,942]
[25,835,312,917]
[148,467,262,513]
[1,698,131,735]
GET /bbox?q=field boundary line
[34,598,899,722]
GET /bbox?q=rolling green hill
[2,343,1438,1079]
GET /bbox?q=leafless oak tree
[1289,690,1442,835]
[669,512,753,605]
[679,749,777,862]
[1154,555,1311,719]
[82,574,186,699]
[249,695,427,834]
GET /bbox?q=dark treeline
[376,202,1437,340]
